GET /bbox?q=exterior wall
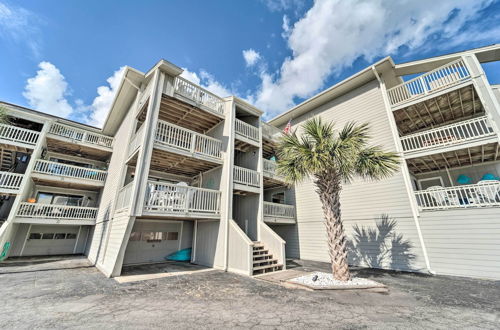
[193,221,221,267]
[233,194,259,241]
[419,208,500,279]
[280,80,428,272]
[86,100,137,270]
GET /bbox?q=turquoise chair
[456,174,471,185]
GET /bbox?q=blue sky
[1,0,500,126]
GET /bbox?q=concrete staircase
[252,241,283,275]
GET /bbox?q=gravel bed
[289,271,383,288]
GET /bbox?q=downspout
[371,66,436,275]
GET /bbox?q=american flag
[283,119,292,134]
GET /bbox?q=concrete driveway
[0,257,499,329]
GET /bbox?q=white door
[123,221,182,265]
[23,225,80,256]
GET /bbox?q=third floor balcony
[48,123,114,151]
[387,58,472,109]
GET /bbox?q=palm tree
[276,117,400,281]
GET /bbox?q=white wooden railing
[145,181,221,215]
[0,123,40,146]
[387,58,471,107]
[259,222,286,269]
[0,172,24,191]
[174,76,225,115]
[116,181,134,210]
[415,181,500,211]
[263,159,286,180]
[401,116,495,153]
[263,201,295,219]
[17,203,98,221]
[234,166,260,187]
[49,123,114,149]
[235,119,259,142]
[33,159,107,182]
[155,120,222,160]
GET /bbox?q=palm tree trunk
[315,173,351,281]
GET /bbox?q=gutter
[371,66,436,276]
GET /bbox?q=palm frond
[355,146,400,180]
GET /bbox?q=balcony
[173,77,225,116]
[16,203,98,225]
[263,159,287,188]
[235,119,259,147]
[0,172,24,194]
[154,120,223,163]
[233,166,260,193]
[143,181,221,219]
[263,201,296,224]
[48,123,114,151]
[32,160,107,189]
[415,181,500,211]
[401,116,497,157]
[0,123,40,149]
[387,59,472,109]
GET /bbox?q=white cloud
[261,0,306,12]
[0,2,41,56]
[23,62,125,127]
[23,61,73,118]
[181,68,232,97]
[86,66,126,127]
[252,0,497,118]
[243,49,261,67]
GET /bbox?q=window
[167,232,179,241]
[54,233,66,239]
[28,233,41,240]
[42,233,54,239]
[36,193,54,204]
[418,177,444,190]
[66,233,77,239]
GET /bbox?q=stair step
[253,263,283,271]
[253,249,269,255]
[253,254,273,259]
[253,259,278,266]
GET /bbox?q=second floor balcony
[233,165,260,193]
[154,120,223,163]
[32,159,107,189]
[48,123,114,151]
[401,116,497,157]
[15,202,98,225]
[262,159,287,188]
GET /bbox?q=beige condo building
[1,44,499,279]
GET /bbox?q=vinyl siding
[194,221,220,267]
[419,208,500,279]
[280,80,427,272]
[87,100,136,271]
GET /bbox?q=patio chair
[474,180,500,203]
[426,186,460,207]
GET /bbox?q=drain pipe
[371,66,436,275]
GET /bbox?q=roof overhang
[102,67,144,135]
[394,43,500,76]
[269,57,394,127]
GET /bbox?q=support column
[463,54,500,142]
